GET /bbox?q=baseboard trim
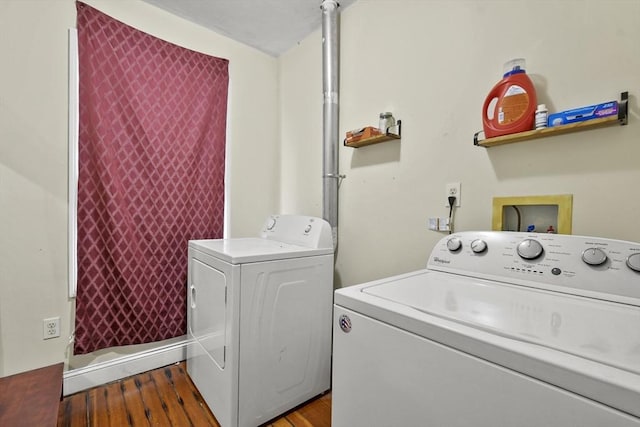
[63,338,192,396]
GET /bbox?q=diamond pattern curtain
[74,2,228,354]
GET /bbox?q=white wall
[280,0,640,288]
[0,0,279,376]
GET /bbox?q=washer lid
[335,270,640,418]
[361,271,640,375]
[189,238,333,264]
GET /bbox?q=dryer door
[190,258,226,368]
[187,247,239,427]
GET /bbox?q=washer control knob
[517,239,544,260]
[266,217,277,230]
[626,253,640,272]
[582,248,608,266]
[470,239,487,253]
[446,237,462,252]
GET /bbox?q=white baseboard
[63,338,192,396]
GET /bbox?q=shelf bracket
[473,129,483,146]
[392,119,402,138]
[618,91,628,125]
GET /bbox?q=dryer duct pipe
[321,0,340,249]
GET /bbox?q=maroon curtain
[74,2,228,354]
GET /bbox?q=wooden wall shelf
[474,92,628,148]
[345,120,401,148]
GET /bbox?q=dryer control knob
[517,239,544,260]
[626,253,640,272]
[582,248,608,266]
[470,239,487,253]
[266,217,277,230]
[446,237,462,252]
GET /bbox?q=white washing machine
[187,215,334,427]
[333,231,640,427]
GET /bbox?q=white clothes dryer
[187,215,334,427]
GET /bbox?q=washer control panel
[428,231,640,305]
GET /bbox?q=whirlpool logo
[433,257,451,264]
[338,314,352,333]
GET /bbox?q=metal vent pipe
[321,0,341,249]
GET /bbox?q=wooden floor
[57,362,331,427]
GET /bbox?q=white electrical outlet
[445,182,461,207]
[43,317,60,340]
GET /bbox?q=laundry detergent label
[498,85,530,124]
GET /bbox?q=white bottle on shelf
[535,104,548,129]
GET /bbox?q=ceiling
[141,0,357,57]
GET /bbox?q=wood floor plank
[169,363,220,426]
[135,372,173,426]
[102,381,131,426]
[149,367,195,426]
[86,384,110,426]
[86,382,130,426]
[268,418,295,427]
[282,411,315,427]
[293,394,331,427]
[266,393,331,427]
[118,377,151,427]
[57,392,87,427]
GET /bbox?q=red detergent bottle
[482,58,537,138]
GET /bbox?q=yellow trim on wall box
[492,194,573,235]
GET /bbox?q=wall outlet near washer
[445,182,461,207]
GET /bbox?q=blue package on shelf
[548,101,618,127]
